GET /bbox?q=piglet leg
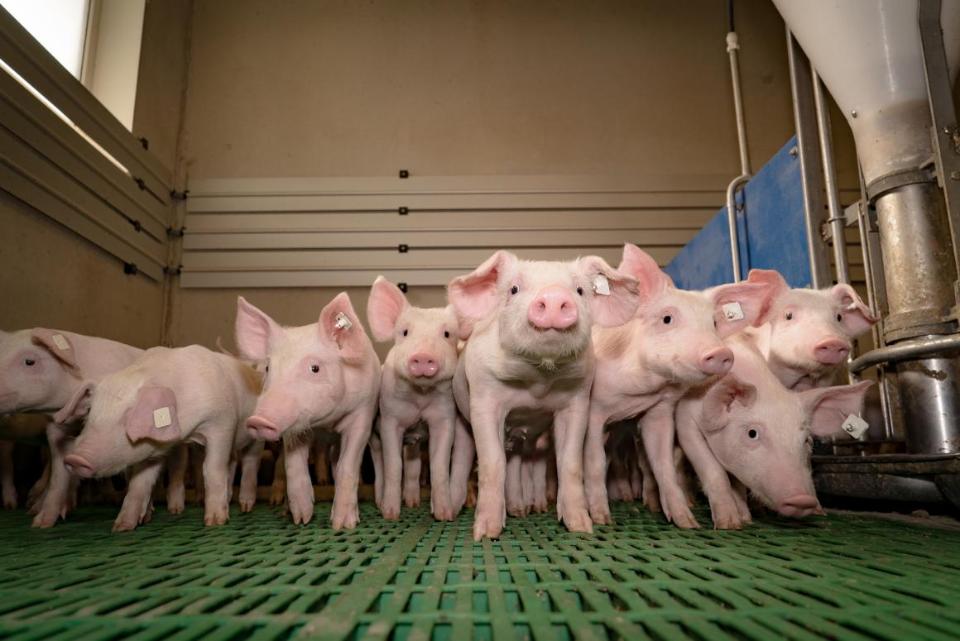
[402,443,422,508]
[425,408,455,521]
[584,411,612,524]
[284,437,314,525]
[635,438,660,512]
[27,445,51,513]
[675,403,742,529]
[378,416,404,520]
[238,440,264,513]
[369,433,384,509]
[553,399,593,534]
[448,416,474,516]
[505,453,526,517]
[641,402,699,529]
[32,424,73,528]
[470,397,507,541]
[270,447,286,506]
[113,459,164,532]
[0,441,15,508]
[166,444,188,514]
[331,410,374,530]
[202,434,233,526]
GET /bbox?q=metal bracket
[130,219,142,233]
[134,177,146,191]
[170,189,189,201]
[398,244,409,253]
[138,137,149,150]
[123,262,139,276]
[398,206,408,215]
[398,169,409,179]
[163,265,183,276]
[166,226,186,238]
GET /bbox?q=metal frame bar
[919,0,960,301]
[786,29,832,289]
[724,31,751,282]
[812,72,850,286]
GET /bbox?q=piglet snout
[408,353,440,378]
[64,454,95,479]
[777,494,820,518]
[528,286,578,330]
[247,415,282,442]
[698,346,734,376]
[814,338,850,365]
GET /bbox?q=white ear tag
[593,275,610,296]
[52,334,70,350]
[722,302,744,321]
[841,414,869,439]
[334,313,353,330]
[153,407,172,429]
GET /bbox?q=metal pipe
[812,72,850,286]
[724,30,750,282]
[849,333,960,374]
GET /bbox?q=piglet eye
[747,428,759,440]
[576,287,584,296]
[402,329,408,337]
[510,285,519,295]
[310,364,320,374]
[662,315,672,325]
[24,358,35,367]
[444,330,450,338]
[785,312,793,321]
[836,313,843,322]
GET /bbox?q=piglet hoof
[562,509,594,534]
[239,495,256,513]
[667,506,701,530]
[31,510,59,529]
[472,507,504,541]
[589,507,613,526]
[403,493,421,509]
[204,510,230,527]
[465,482,478,509]
[506,502,528,518]
[288,496,314,525]
[432,506,455,522]
[26,501,40,516]
[380,503,401,521]
[167,497,185,515]
[331,504,359,530]
[269,488,285,506]
[112,516,139,532]
[643,491,662,513]
[711,511,742,530]
[2,489,17,509]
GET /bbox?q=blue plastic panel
[665,136,813,290]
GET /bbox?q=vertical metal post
[812,72,850,286]
[725,31,751,282]
[786,29,832,289]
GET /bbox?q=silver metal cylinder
[897,354,960,454]
[875,181,960,454]
[875,181,958,342]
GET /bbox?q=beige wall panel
[132,0,193,173]
[0,197,164,348]
[181,0,821,180]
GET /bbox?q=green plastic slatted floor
[0,503,958,641]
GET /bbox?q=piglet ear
[746,269,789,324]
[710,282,776,338]
[367,276,408,342]
[799,380,872,437]
[447,250,517,338]
[53,381,95,425]
[617,243,672,299]
[123,385,181,444]
[579,255,640,327]
[235,297,280,361]
[31,329,79,370]
[320,292,369,363]
[831,284,878,338]
[700,374,757,432]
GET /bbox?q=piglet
[235,293,380,529]
[57,345,261,531]
[448,250,639,540]
[675,333,872,529]
[0,328,143,526]
[586,244,772,527]
[366,276,460,521]
[742,270,877,389]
